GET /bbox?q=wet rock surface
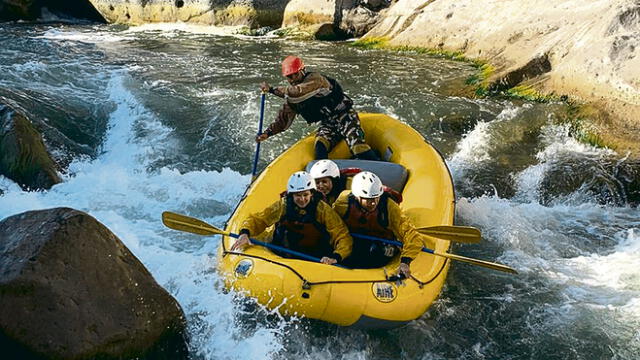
[0,207,189,360]
[0,0,36,20]
[0,103,62,191]
[283,0,382,38]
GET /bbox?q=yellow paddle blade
[161,211,227,236]
[434,250,518,274]
[417,225,481,244]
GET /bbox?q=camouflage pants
[315,109,371,155]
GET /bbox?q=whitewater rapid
[1,23,638,359]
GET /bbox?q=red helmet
[281,56,304,76]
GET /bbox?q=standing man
[257,55,379,160]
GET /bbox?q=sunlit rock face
[282,0,385,38]
[365,0,640,155]
[88,0,287,27]
[89,0,383,38]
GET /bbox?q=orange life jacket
[342,193,395,240]
[341,193,399,267]
[273,192,332,258]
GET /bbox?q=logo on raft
[371,282,397,303]
[234,259,254,278]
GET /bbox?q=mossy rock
[214,5,257,26]
[273,26,315,40]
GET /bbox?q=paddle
[351,233,518,274]
[416,225,481,244]
[251,92,266,182]
[161,211,346,268]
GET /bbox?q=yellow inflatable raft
[218,113,455,329]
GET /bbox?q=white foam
[563,228,639,292]
[124,22,245,37]
[448,105,523,180]
[38,28,132,43]
[457,194,640,329]
[0,71,284,359]
[536,124,616,161]
[449,120,492,165]
[9,60,49,73]
[513,124,618,202]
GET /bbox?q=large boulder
[282,0,383,38]
[0,208,188,360]
[88,0,287,27]
[0,0,36,20]
[0,104,62,191]
[0,88,106,168]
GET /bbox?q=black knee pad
[314,141,329,159]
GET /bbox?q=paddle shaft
[351,233,517,274]
[251,93,266,181]
[228,231,347,268]
[352,232,430,253]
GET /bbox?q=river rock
[282,0,381,38]
[0,104,62,191]
[365,0,640,156]
[88,0,287,27]
[0,0,104,21]
[339,5,380,38]
[361,0,391,12]
[0,208,188,360]
[0,0,35,20]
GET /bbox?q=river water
[1,21,638,359]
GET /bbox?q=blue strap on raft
[226,231,348,269]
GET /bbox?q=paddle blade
[417,225,481,244]
[162,211,225,236]
[435,250,518,274]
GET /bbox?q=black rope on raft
[223,251,448,288]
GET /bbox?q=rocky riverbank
[364,0,640,155]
